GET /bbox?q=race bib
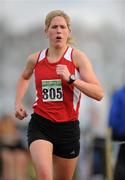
[42,79,63,102]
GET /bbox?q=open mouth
[56,36,62,40]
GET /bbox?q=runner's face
[46,16,70,48]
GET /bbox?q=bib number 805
[42,87,63,101]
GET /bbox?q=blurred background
[0,0,125,179]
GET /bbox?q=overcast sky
[0,0,124,32]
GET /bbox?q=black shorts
[27,113,80,159]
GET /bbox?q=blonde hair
[45,10,74,44]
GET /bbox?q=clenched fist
[56,64,71,82]
[15,103,28,120]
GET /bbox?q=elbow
[96,89,104,101]
[96,95,104,101]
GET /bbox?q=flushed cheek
[64,35,69,42]
[47,34,56,41]
[64,31,69,38]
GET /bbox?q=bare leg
[53,155,79,180]
[29,140,53,180]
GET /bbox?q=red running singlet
[33,47,81,122]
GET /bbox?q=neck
[47,45,68,63]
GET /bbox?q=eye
[51,25,58,29]
[60,25,66,29]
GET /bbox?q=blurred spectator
[109,85,125,180]
[89,96,108,180]
[0,114,29,180]
[76,94,108,180]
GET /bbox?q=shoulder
[27,51,40,66]
[72,48,91,68]
[72,48,84,57]
[25,51,45,70]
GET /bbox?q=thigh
[29,140,53,179]
[53,155,79,180]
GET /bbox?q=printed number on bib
[42,79,63,102]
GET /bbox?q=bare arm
[15,52,39,120]
[56,49,104,101]
[73,49,104,101]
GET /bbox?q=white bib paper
[42,79,63,102]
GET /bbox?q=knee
[36,167,52,180]
[38,173,52,180]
